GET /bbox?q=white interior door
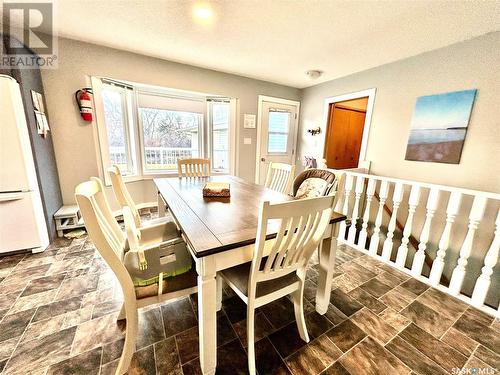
[257,101,298,185]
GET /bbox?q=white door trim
[255,95,300,183]
[320,88,376,167]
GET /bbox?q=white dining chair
[177,158,211,177]
[292,168,337,199]
[264,162,296,195]
[107,165,174,229]
[75,178,197,375]
[219,194,336,375]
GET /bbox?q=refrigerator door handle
[0,192,25,202]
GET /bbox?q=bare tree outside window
[140,108,201,170]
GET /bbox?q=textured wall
[41,38,301,204]
[297,32,500,193]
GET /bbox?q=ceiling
[10,0,500,88]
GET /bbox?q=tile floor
[0,234,498,375]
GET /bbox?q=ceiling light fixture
[193,4,213,22]
[306,70,323,79]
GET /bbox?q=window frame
[266,108,291,155]
[137,90,205,176]
[92,76,237,183]
[207,99,231,173]
[92,77,141,185]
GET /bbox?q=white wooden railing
[109,146,228,170]
[109,146,197,168]
[335,170,500,317]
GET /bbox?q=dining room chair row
[176,157,337,198]
[75,160,340,375]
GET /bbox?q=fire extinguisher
[75,88,94,122]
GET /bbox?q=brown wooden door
[324,104,366,169]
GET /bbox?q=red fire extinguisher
[75,88,94,122]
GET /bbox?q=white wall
[297,32,500,193]
[41,38,300,205]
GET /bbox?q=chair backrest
[249,194,337,295]
[292,168,337,198]
[177,158,211,177]
[264,162,296,195]
[108,165,141,227]
[75,178,135,296]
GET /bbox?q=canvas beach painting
[405,89,477,164]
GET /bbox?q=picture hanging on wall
[405,89,477,164]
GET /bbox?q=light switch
[243,138,252,145]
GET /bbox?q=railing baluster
[339,174,354,239]
[369,180,389,256]
[381,182,404,261]
[449,196,488,295]
[429,192,462,286]
[359,178,377,250]
[471,209,500,307]
[347,176,365,244]
[395,185,421,267]
[411,188,439,276]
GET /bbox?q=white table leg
[197,257,217,375]
[157,191,166,217]
[316,223,339,314]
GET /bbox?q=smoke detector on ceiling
[306,70,323,79]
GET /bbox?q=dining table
[154,175,346,375]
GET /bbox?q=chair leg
[247,305,257,375]
[116,300,138,375]
[292,282,310,343]
[117,303,126,321]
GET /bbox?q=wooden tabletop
[154,175,346,257]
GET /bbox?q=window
[93,77,235,181]
[101,83,137,176]
[209,101,230,172]
[138,92,205,173]
[140,108,202,171]
[267,110,290,153]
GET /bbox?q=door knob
[261,157,266,162]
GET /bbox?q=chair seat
[221,261,299,298]
[139,219,180,248]
[135,268,198,299]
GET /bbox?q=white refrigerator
[0,74,49,253]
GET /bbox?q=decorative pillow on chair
[295,177,328,199]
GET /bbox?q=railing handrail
[337,170,500,200]
[335,168,499,317]
[110,146,196,152]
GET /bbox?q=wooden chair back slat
[264,162,295,195]
[178,158,211,177]
[250,195,335,291]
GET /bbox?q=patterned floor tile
[329,289,363,317]
[4,326,77,374]
[155,337,183,375]
[161,297,197,338]
[46,347,102,375]
[350,308,398,344]
[255,337,291,375]
[339,337,410,375]
[286,334,342,375]
[400,300,455,338]
[326,319,366,352]
[399,323,468,372]
[0,236,496,375]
